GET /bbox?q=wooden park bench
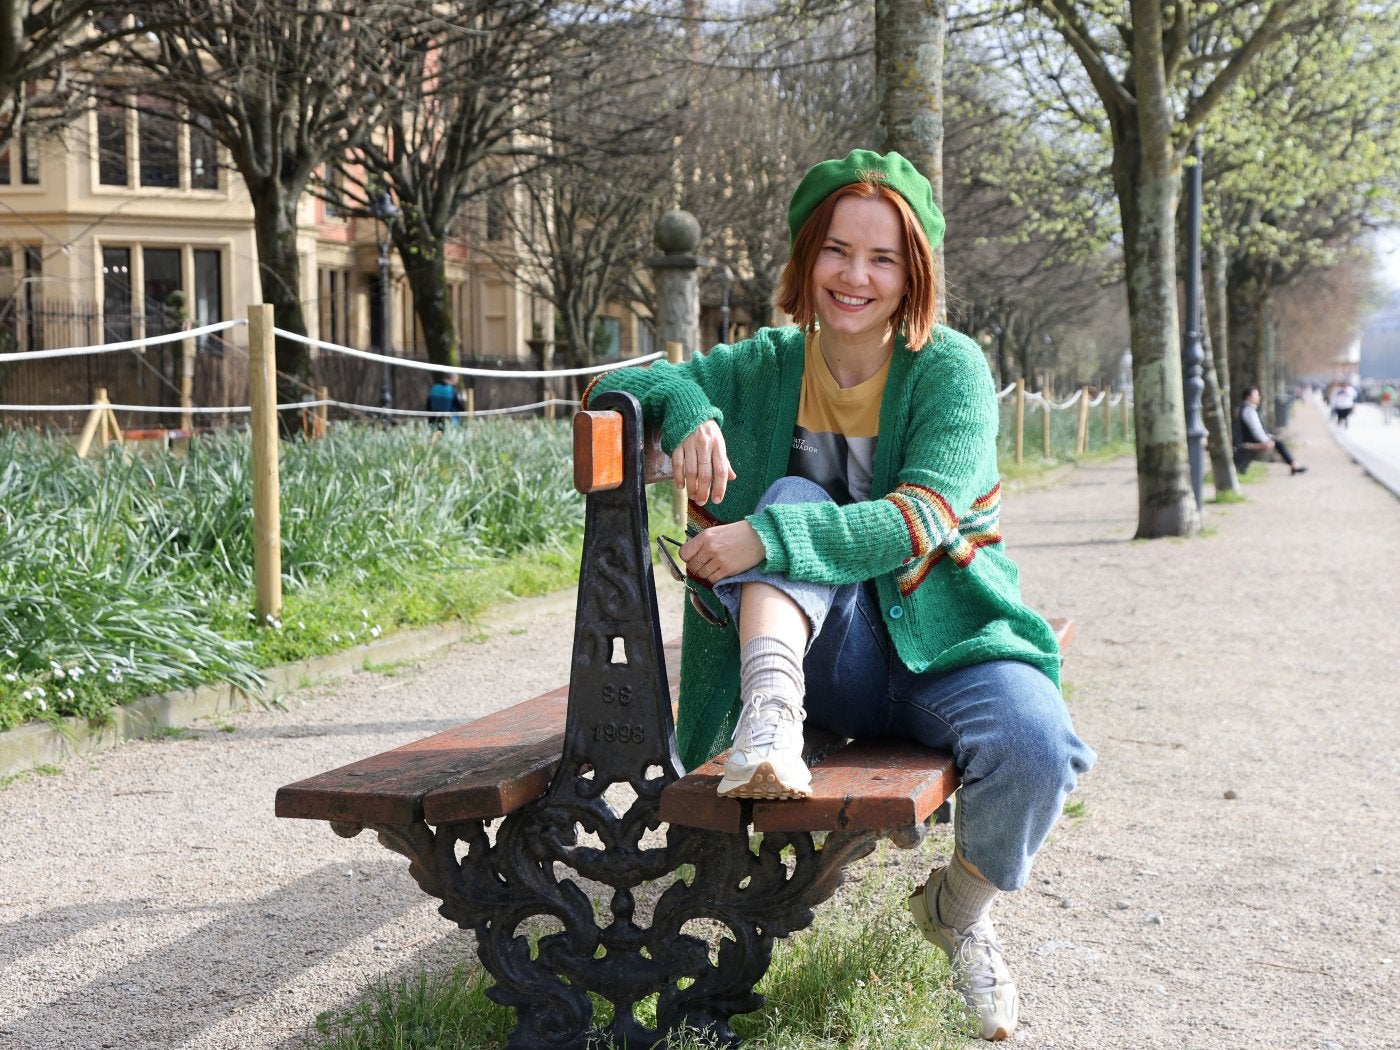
[276,390,1074,1049]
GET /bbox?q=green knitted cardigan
[585,324,1061,770]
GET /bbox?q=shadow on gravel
[0,859,425,1048]
[226,719,466,742]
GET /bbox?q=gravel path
[1,400,1396,1049]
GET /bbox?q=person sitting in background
[1236,386,1306,475]
[425,373,466,428]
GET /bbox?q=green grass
[0,419,587,731]
[303,856,972,1050]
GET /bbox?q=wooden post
[316,385,329,439]
[76,388,108,458]
[248,305,283,621]
[1013,378,1025,465]
[1075,386,1090,455]
[1042,398,1052,458]
[102,401,123,448]
[180,335,195,433]
[466,387,475,416]
[1104,388,1113,444]
[1121,394,1130,438]
[667,340,685,525]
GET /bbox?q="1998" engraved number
[591,721,644,743]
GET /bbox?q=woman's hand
[679,521,765,584]
[672,419,737,506]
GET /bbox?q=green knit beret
[787,149,945,252]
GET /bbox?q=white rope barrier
[271,327,664,379]
[0,396,586,420]
[0,319,246,362]
[995,382,1017,400]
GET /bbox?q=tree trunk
[1205,237,1231,410]
[1198,294,1240,496]
[247,177,312,388]
[1116,2,1199,537]
[396,226,459,367]
[874,0,946,315]
[1226,259,1272,417]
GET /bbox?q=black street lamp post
[369,191,401,411]
[1181,138,1207,511]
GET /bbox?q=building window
[193,249,222,348]
[138,101,180,188]
[190,116,219,190]
[97,103,128,186]
[487,190,507,241]
[318,267,350,348]
[19,129,39,184]
[322,165,344,218]
[102,247,133,342]
[95,95,220,191]
[144,247,183,333]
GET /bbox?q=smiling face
[809,194,910,349]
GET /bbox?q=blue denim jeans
[713,476,1097,891]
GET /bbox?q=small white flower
[246,611,256,621]
[4,673,16,682]
[64,688,75,700]
[33,686,45,698]
[22,689,32,700]
[330,634,340,643]
[265,614,276,625]
[36,698,47,712]
[51,663,66,678]
[369,626,381,638]
[272,619,283,630]
[4,647,16,658]
[361,608,370,619]
[69,666,83,679]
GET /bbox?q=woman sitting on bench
[584,150,1095,1041]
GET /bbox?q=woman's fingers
[678,521,764,582]
[671,421,734,505]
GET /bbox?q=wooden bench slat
[274,686,570,826]
[659,735,957,835]
[276,642,685,827]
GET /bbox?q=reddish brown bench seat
[278,620,1073,834]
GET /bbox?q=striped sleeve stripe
[888,482,1003,596]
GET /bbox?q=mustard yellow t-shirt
[787,333,889,503]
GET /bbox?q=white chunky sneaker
[908,866,1019,1041]
[715,692,811,799]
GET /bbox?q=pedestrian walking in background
[585,149,1095,1042]
[425,373,466,428]
[1380,382,1395,425]
[1331,381,1358,428]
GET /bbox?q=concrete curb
[0,587,578,780]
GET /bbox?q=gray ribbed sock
[935,853,1000,932]
[739,636,804,703]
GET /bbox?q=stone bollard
[649,209,703,360]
